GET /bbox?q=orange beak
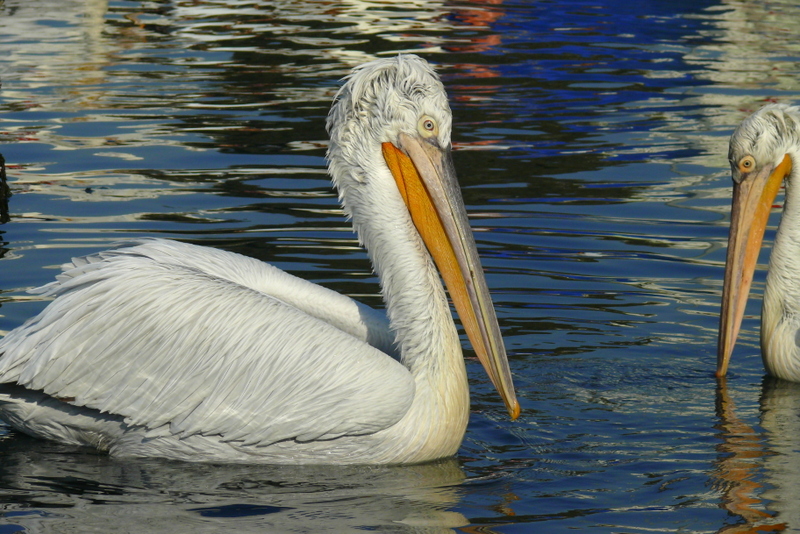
[717,154,792,377]
[382,135,520,419]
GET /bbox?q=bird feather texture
[0,239,415,447]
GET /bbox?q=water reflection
[0,0,111,115]
[713,377,800,532]
[0,434,471,533]
[0,153,9,225]
[713,378,784,533]
[758,378,800,531]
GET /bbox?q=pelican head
[718,104,798,377]
[326,55,519,419]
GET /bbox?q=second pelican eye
[738,155,756,173]
[418,116,438,137]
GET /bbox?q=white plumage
[718,103,800,381]
[0,55,519,464]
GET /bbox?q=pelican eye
[418,116,438,137]
[738,155,756,173]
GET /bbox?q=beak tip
[716,345,731,379]
[715,362,729,379]
[509,400,521,421]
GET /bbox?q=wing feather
[0,240,414,447]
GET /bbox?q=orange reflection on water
[713,378,785,533]
[446,0,504,76]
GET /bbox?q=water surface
[2,0,800,532]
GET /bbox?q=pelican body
[718,103,800,381]
[0,55,519,464]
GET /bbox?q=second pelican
[718,103,800,381]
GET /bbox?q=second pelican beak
[382,134,520,420]
[717,154,792,378]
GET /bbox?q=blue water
[2,0,800,532]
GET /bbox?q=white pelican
[0,55,519,464]
[718,103,800,381]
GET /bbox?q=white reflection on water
[712,378,800,532]
[758,379,800,530]
[0,442,472,533]
[0,0,110,108]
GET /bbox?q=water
[1,0,799,531]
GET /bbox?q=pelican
[0,55,519,464]
[718,103,800,381]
